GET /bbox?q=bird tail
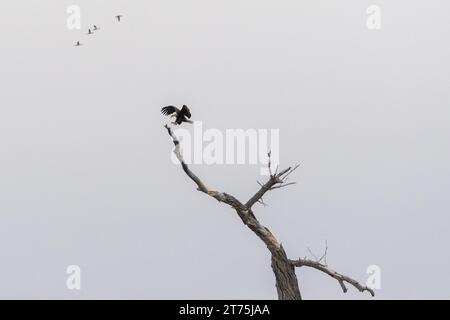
[185,119,193,124]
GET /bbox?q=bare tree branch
[319,240,328,266]
[165,125,210,194]
[307,247,319,262]
[307,241,328,266]
[289,258,375,297]
[270,182,297,190]
[245,153,299,208]
[165,125,282,247]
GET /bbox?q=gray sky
[1,0,449,299]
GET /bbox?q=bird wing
[161,106,179,116]
[181,105,191,118]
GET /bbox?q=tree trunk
[271,246,302,300]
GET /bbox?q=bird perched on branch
[161,105,193,125]
[115,15,123,22]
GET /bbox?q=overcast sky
[0,0,449,299]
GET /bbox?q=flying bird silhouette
[161,105,193,125]
[75,41,82,46]
[115,15,123,22]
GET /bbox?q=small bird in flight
[161,105,193,125]
[93,25,100,31]
[75,41,82,46]
[87,28,93,35]
[115,15,123,22]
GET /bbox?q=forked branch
[246,153,299,208]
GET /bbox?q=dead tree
[164,124,374,300]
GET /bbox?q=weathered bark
[271,246,301,300]
[164,124,373,299]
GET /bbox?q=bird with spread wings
[161,105,193,125]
